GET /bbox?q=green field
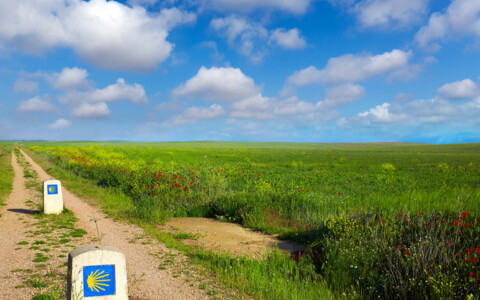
[24,142,480,299]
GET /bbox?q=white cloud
[210,16,306,61]
[0,1,195,71]
[320,49,412,83]
[343,93,480,128]
[13,79,39,94]
[324,83,365,106]
[49,118,71,129]
[357,103,409,123]
[287,49,412,86]
[53,67,89,90]
[169,104,225,125]
[273,97,316,116]
[17,96,56,113]
[353,0,429,29]
[173,66,260,102]
[210,16,269,61]
[416,0,480,50]
[230,94,275,119]
[287,66,323,86]
[71,102,110,119]
[437,78,480,100]
[270,28,306,49]
[59,79,148,105]
[196,0,312,14]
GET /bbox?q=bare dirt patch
[162,218,305,259]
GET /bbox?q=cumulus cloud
[437,79,480,100]
[357,103,409,123]
[287,66,323,86]
[49,118,71,129]
[353,0,429,29]
[230,94,275,119]
[13,79,39,94]
[53,67,89,90]
[210,16,306,61]
[416,0,480,51]
[71,102,110,119]
[173,66,260,102]
[287,49,412,86]
[0,1,195,71]
[17,96,56,113]
[59,79,148,105]
[210,16,269,61]
[324,83,365,106]
[196,0,312,14]
[270,28,307,49]
[169,104,225,125]
[341,92,480,129]
[273,97,316,117]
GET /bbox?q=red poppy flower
[471,272,475,276]
[468,249,472,254]
[399,212,403,217]
[472,258,478,263]
[405,228,408,233]
[338,192,341,195]
[462,212,468,218]
[405,250,411,255]
[397,245,401,249]
[467,223,471,227]
[379,219,382,223]
[418,212,422,216]
[476,247,480,254]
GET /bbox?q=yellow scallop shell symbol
[48,186,55,193]
[86,269,111,293]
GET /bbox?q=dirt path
[0,151,40,299]
[12,149,214,299]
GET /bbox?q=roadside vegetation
[23,141,480,299]
[0,142,14,212]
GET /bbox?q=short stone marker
[67,245,128,299]
[43,179,63,214]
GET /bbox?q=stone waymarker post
[43,179,63,214]
[67,245,128,299]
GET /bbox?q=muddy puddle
[160,217,305,259]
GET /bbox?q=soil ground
[162,218,305,259]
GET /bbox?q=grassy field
[23,141,480,299]
[0,142,14,210]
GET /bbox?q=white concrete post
[67,245,128,300]
[43,179,63,214]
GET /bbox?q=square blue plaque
[47,184,58,195]
[83,264,115,297]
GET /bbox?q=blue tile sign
[83,264,115,297]
[47,184,58,195]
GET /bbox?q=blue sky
[1,0,480,143]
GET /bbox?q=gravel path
[0,150,39,299]
[1,149,213,299]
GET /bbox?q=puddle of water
[160,217,305,259]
